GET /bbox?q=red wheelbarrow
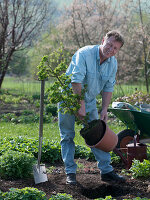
[109,105,150,169]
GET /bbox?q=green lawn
[0,76,135,146]
[0,120,126,147]
[2,76,52,96]
[2,76,147,98]
[0,121,86,146]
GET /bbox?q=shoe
[101,170,126,183]
[66,173,77,185]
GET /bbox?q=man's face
[100,36,122,58]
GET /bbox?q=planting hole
[81,184,128,199]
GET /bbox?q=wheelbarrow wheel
[116,129,136,149]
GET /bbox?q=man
[58,30,125,185]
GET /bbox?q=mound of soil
[0,159,150,200]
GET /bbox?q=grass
[2,76,52,96]
[0,121,87,146]
[0,76,139,146]
[2,76,148,98]
[0,120,126,147]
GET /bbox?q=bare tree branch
[0,0,56,89]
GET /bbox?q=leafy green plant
[37,46,88,126]
[1,187,47,200]
[45,104,57,116]
[41,140,62,163]
[96,196,150,200]
[95,196,116,200]
[110,151,121,164]
[0,150,36,179]
[74,145,95,160]
[130,159,150,178]
[0,136,97,164]
[147,146,150,160]
[46,166,56,174]
[49,193,73,200]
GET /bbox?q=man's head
[100,30,124,59]
[105,30,124,47]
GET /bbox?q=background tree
[55,0,141,81]
[49,0,150,92]
[7,50,30,77]
[0,0,55,89]
[137,0,150,92]
[27,25,63,79]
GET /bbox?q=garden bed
[0,159,150,200]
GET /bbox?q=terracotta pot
[80,119,118,152]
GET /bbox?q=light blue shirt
[66,45,117,105]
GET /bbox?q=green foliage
[32,93,40,100]
[0,137,61,164]
[0,136,149,168]
[41,140,62,163]
[147,146,150,160]
[8,50,30,77]
[1,187,47,200]
[0,150,35,179]
[0,112,41,123]
[0,92,27,104]
[95,196,150,200]
[130,159,150,178]
[0,90,54,124]
[110,151,121,164]
[75,145,95,160]
[49,193,73,200]
[0,136,97,164]
[37,45,70,80]
[37,46,88,125]
[95,196,116,200]
[45,104,57,116]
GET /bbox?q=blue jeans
[58,103,113,175]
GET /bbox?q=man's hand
[100,91,112,123]
[77,100,86,120]
[100,108,108,123]
[72,82,86,121]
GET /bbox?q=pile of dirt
[0,159,150,200]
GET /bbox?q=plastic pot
[80,119,118,152]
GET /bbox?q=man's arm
[100,91,112,123]
[72,82,86,120]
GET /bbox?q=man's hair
[105,30,124,47]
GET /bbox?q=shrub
[0,150,36,179]
[1,187,47,200]
[49,193,73,200]
[0,136,109,164]
[45,104,57,116]
[75,145,95,160]
[41,140,62,163]
[32,94,40,100]
[130,159,150,178]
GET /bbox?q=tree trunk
[0,69,7,89]
[0,49,14,90]
[138,0,149,93]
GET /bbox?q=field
[0,77,150,200]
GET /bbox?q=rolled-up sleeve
[71,52,86,83]
[103,79,116,92]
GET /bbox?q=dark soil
[0,159,150,200]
